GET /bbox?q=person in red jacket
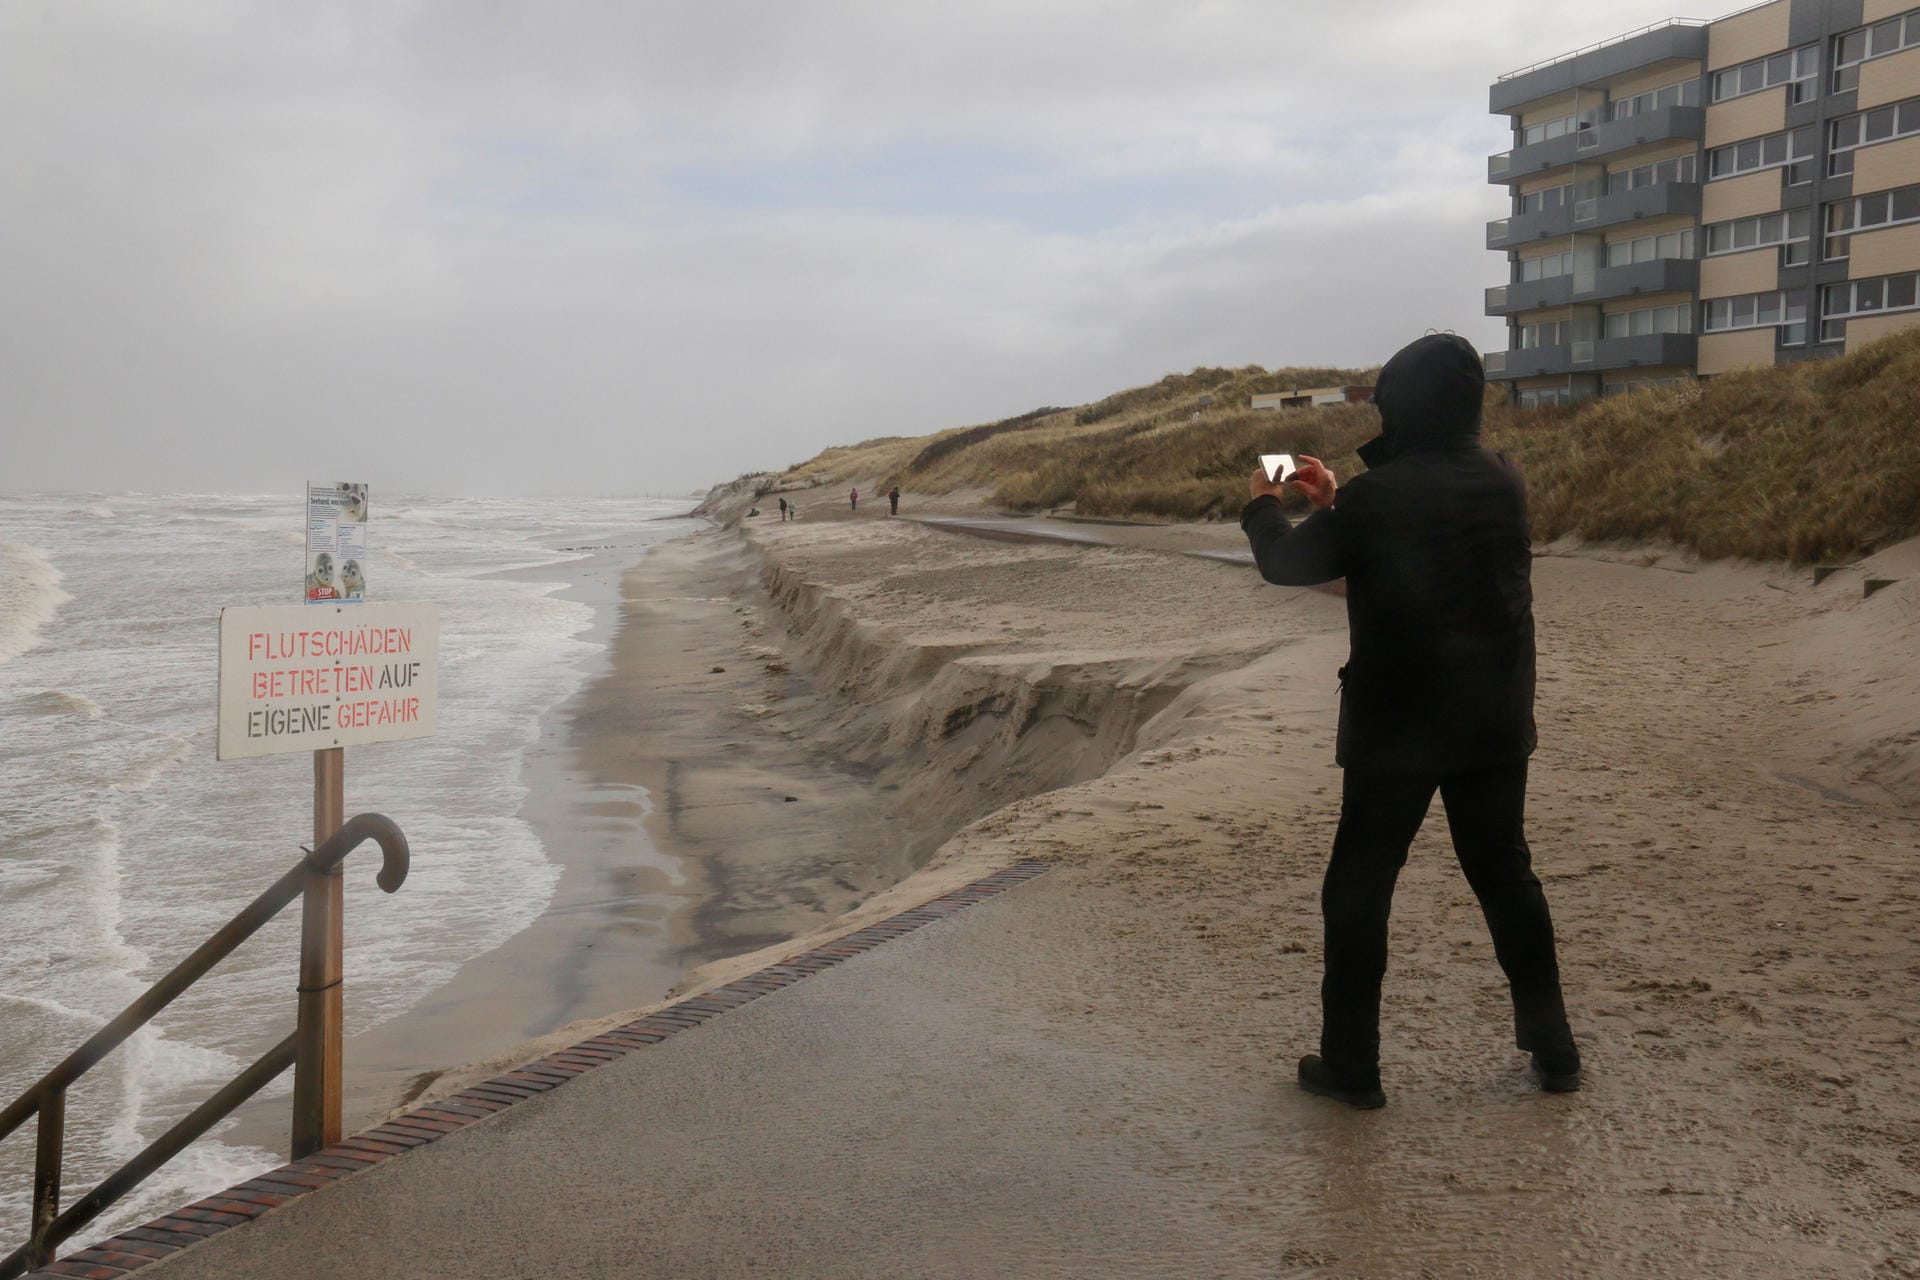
[850,487,859,512]
[1242,332,1579,1108]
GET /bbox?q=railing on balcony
[1484,351,1507,375]
[1486,285,1509,312]
[1495,17,1708,82]
[1490,105,1702,184]
[1493,180,1700,248]
[1490,151,1512,179]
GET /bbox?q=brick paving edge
[25,859,1052,1278]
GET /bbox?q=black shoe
[1529,1053,1582,1093]
[1297,1055,1386,1109]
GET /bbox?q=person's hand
[1249,466,1288,502]
[1289,455,1337,509]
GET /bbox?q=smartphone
[1259,453,1297,484]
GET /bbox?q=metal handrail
[0,814,408,1279]
[1496,17,1708,82]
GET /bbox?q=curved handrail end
[306,813,409,893]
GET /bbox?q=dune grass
[768,327,1920,563]
[1485,328,1920,562]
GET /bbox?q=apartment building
[1486,0,1920,405]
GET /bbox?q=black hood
[1357,333,1486,469]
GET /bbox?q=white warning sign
[218,602,438,759]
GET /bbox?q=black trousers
[1319,761,1575,1084]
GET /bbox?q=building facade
[1487,0,1920,406]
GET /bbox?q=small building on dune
[1250,385,1375,410]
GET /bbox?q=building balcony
[1589,255,1698,303]
[1489,104,1704,184]
[1594,179,1703,228]
[1487,181,1701,248]
[1490,332,1698,380]
[1490,276,1574,314]
[1490,20,1707,115]
[1486,256,1700,316]
[1495,344,1576,379]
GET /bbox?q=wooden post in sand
[293,747,345,1159]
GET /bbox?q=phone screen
[1260,453,1296,484]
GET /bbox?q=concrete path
[89,868,1323,1280]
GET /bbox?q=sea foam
[0,491,689,1251]
[0,544,69,666]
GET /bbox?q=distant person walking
[778,497,789,522]
[1241,332,1579,1108]
[888,486,901,516]
[850,487,859,512]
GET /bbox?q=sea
[0,491,692,1253]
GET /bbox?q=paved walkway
[39,866,1333,1280]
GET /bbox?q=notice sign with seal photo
[217,602,439,759]
[306,481,369,604]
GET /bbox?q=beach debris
[711,665,726,673]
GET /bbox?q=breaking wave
[0,544,68,666]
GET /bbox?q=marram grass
[771,328,1920,564]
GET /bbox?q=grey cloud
[3,0,1687,494]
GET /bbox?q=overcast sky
[1,0,1693,495]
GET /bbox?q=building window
[1518,319,1571,349]
[1605,228,1695,267]
[1516,251,1575,282]
[1520,108,1603,146]
[1603,303,1693,339]
[1824,182,1920,260]
[1603,377,1694,396]
[1820,272,1920,341]
[1828,98,1920,175]
[1708,126,1815,180]
[1517,178,1603,217]
[1704,208,1812,265]
[1518,386,1579,408]
[1611,78,1702,120]
[1605,153,1696,195]
[1518,184,1570,215]
[1711,46,1819,104]
[1832,8,1920,93]
[1704,289,1809,345]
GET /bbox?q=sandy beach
[339,478,1920,1270]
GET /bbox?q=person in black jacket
[1242,332,1579,1108]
